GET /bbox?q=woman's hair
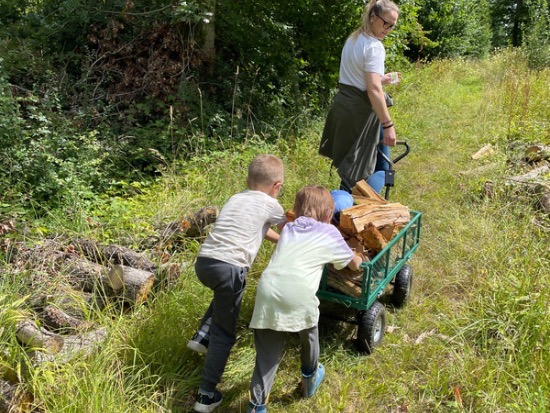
[352,0,399,38]
[293,185,334,223]
[247,154,284,188]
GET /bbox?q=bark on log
[61,257,112,294]
[30,327,108,365]
[108,265,156,304]
[16,320,64,354]
[507,165,549,184]
[41,305,83,333]
[0,379,32,413]
[339,203,410,234]
[160,206,220,240]
[157,262,184,288]
[71,239,157,272]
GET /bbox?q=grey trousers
[195,256,248,392]
[249,326,319,405]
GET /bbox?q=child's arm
[347,253,363,271]
[265,227,280,243]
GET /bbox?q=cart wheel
[391,264,413,308]
[356,301,386,354]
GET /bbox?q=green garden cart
[317,142,422,353]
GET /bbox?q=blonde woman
[319,0,400,193]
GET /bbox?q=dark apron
[319,83,381,190]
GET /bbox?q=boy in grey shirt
[189,154,286,413]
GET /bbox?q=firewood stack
[328,180,411,297]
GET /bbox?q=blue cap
[331,190,354,214]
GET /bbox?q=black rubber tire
[356,301,386,354]
[391,264,413,308]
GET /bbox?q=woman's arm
[365,72,397,147]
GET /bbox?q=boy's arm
[265,227,280,243]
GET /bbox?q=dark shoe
[247,401,267,412]
[193,390,222,412]
[187,333,209,355]
[301,363,325,398]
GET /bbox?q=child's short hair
[248,154,284,187]
[293,185,334,222]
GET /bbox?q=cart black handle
[392,141,410,164]
[377,141,410,166]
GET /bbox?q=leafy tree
[413,0,492,59]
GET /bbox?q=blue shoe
[193,390,222,412]
[301,363,325,398]
[247,401,267,412]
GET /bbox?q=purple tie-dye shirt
[250,216,355,332]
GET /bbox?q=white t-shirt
[249,216,355,332]
[339,32,385,91]
[198,190,286,268]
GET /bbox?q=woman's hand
[382,72,401,85]
[382,126,397,146]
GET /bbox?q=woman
[319,0,400,193]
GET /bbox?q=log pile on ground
[0,207,218,411]
[327,180,411,297]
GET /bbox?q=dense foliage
[0,0,548,212]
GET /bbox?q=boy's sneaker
[187,333,209,355]
[193,390,223,412]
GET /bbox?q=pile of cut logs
[328,180,410,297]
[1,206,219,413]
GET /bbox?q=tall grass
[1,49,548,412]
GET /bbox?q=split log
[339,203,410,234]
[378,224,398,242]
[108,265,156,304]
[471,144,495,160]
[360,223,388,254]
[71,239,157,272]
[285,209,296,222]
[0,379,32,413]
[351,180,387,204]
[327,266,362,298]
[16,320,64,354]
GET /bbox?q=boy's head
[293,185,334,223]
[247,154,284,197]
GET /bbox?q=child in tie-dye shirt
[246,185,363,413]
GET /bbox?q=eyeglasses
[375,13,396,30]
